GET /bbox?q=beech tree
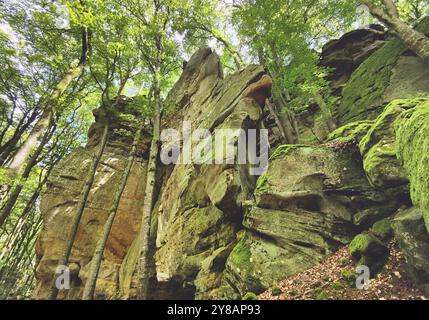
[48,0,142,300]
[6,1,93,173]
[232,0,356,142]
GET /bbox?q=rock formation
[34,19,429,299]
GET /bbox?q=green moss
[339,258,349,267]
[332,281,348,291]
[327,120,373,143]
[372,219,393,241]
[359,99,421,155]
[416,16,429,33]
[338,39,407,124]
[255,174,269,194]
[357,99,422,188]
[349,234,371,255]
[341,269,357,286]
[269,144,310,161]
[271,286,282,296]
[361,140,401,188]
[242,292,258,300]
[313,288,329,300]
[395,98,429,232]
[229,234,252,269]
[348,233,389,275]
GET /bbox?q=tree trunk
[361,0,429,64]
[265,99,290,144]
[0,124,55,228]
[390,19,429,64]
[0,110,38,166]
[49,124,109,300]
[137,85,161,301]
[8,65,84,172]
[82,124,143,300]
[314,94,337,132]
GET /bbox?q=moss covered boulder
[372,219,393,241]
[348,233,389,275]
[257,144,402,228]
[336,18,429,126]
[392,208,429,284]
[392,207,429,285]
[358,99,415,189]
[222,231,320,296]
[395,99,429,232]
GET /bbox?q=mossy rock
[242,292,258,300]
[337,39,407,124]
[358,99,416,189]
[271,286,282,296]
[337,17,429,126]
[341,269,357,287]
[327,120,374,143]
[372,219,393,241]
[225,230,319,296]
[348,233,389,276]
[395,98,429,232]
[392,207,429,285]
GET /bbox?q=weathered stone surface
[321,25,386,96]
[358,99,412,189]
[33,36,429,301]
[372,218,393,241]
[114,48,269,300]
[34,145,147,299]
[336,18,429,126]
[257,145,399,228]
[294,26,387,146]
[392,208,429,285]
[215,144,403,297]
[395,98,429,232]
[33,46,273,300]
[348,233,389,275]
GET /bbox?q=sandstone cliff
[34,20,429,299]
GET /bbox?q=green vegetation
[395,99,429,232]
[339,39,407,124]
[341,269,357,287]
[242,292,258,300]
[313,288,329,300]
[349,233,389,275]
[1,0,429,301]
[372,219,393,241]
[271,286,282,296]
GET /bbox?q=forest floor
[259,241,428,300]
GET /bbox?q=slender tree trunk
[390,19,429,64]
[314,94,337,132]
[0,110,38,166]
[0,166,51,260]
[49,124,109,300]
[265,99,290,144]
[361,0,429,64]
[137,83,161,300]
[82,124,143,300]
[8,65,84,172]
[271,93,296,144]
[0,125,55,228]
[220,38,244,70]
